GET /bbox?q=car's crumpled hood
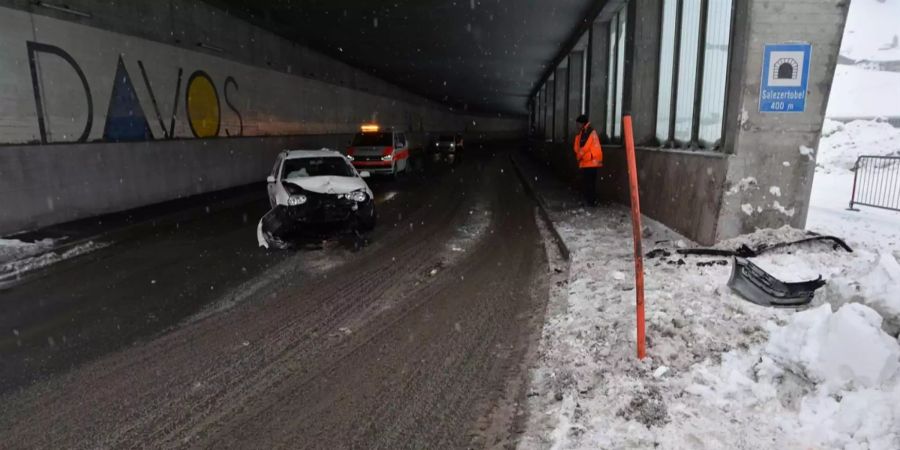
[284,176,367,195]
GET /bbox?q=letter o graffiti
[185,70,220,138]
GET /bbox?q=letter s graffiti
[224,76,243,137]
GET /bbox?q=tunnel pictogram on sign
[773,58,799,81]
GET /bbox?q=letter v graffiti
[137,61,183,139]
[26,41,93,144]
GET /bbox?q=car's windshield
[351,132,392,146]
[438,135,453,141]
[281,157,354,179]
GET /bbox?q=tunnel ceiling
[204,0,598,115]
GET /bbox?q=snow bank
[0,241,108,285]
[0,238,55,264]
[838,253,900,335]
[765,303,900,392]
[793,384,900,450]
[815,119,900,172]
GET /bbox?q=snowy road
[0,147,550,448]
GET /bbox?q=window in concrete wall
[697,0,733,147]
[674,0,701,142]
[554,66,568,143]
[546,77,555,141]
[581,37,589,115]
[656,0,735,150]
[655,0,677,142]
[538,86,545,137]
[606,19,617,136]
[542,84,548,139]
[606,4,628,139]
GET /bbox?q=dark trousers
[579,167,598,206]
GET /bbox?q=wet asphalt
[0,146,551,449]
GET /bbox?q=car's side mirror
[359,171,371,178]
[266,175,276,183]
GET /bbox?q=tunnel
[0,0,856,448]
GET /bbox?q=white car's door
[394,133,408,171]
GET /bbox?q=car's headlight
[381,154,393,161]
[347,155,355,161]
[288,194,307,206]
[450,142,455,148]
[345,190,367,202]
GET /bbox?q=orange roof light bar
[360,124,380,133]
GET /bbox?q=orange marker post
[622,115,646,359]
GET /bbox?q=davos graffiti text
[26,41,243,144]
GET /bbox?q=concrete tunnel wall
[0,1,525,234]
[528,0,848,245]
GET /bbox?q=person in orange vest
[573,114,603,206]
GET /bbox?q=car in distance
[258,149,376,249]
[346,124,411,177]
[432,134,464,163]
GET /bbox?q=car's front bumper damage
[257,190,373,249]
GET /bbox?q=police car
[346,124,411,177]
[258,149,376,249]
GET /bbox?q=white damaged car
[257,149,376,249]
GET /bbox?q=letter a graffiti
[26,41,93,144]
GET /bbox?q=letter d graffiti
[27,41,93,143]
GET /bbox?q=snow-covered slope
[840,0,900,63]
[826,66,900,119]
[815,119,900,172]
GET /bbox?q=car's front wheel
[359,204,377,231]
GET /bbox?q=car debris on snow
[728,257,826,307]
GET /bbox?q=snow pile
[793,384,900,450]
[0,237,56,264]
[0,241,108,285]
[815,119,900,172]
[684,303,900,450]
[830,252,900,336]
[521,206,900,449]
[765,303,899,392]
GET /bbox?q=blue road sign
[759,43,812,113]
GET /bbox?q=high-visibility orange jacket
[573,123,603,168]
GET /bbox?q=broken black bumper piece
[727,257,826,307]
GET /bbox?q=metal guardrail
[848,155,900,212]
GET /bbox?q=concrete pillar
[588,20,609,139]
[715,0,850,240]
[567,51,585,143]
[625,0,661,145]
[554,67,568,143]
